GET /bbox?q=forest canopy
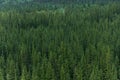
[0,1,120,80]
[0,0,120,4]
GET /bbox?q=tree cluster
[0,2,120,80]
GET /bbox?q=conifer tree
[20,66,30,80]
[0,67,4,80]
[6,55,16,80]
[73,63,83,80]
[89,66,101,80]
[45,61,55,80]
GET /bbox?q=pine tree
[45,61,55,80]
[73,63,83,80]
[0,67,4,80]
[0,56,5,80]
[110,63,118,80]
[20,66,30,80]
[31,65,39,80]
[89,65,101,80]
[6,55,16,80]
[60,63,70,80]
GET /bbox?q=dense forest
[0,1,120,80]
[0,0,120,4]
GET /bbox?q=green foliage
[0,2,120,80]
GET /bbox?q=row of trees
[0,2,120,80]
[0,0,120,4]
